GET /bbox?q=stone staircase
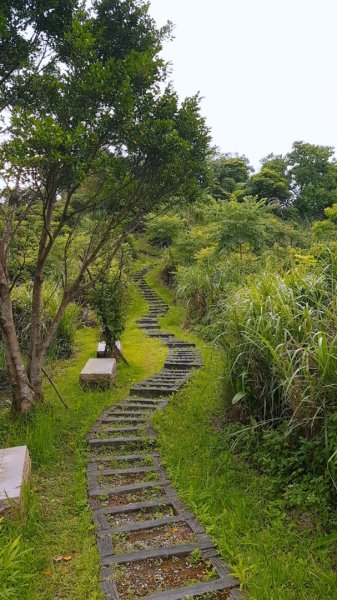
[87,269,242,600]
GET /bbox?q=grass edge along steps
[87,268,242,600]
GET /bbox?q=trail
[87,269,242,600]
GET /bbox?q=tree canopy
[0,0,211,414]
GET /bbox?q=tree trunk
[28,272,44,401]
[28,351,44,403]
[0,285,35,415]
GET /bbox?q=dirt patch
[98,487,165,507]
[98,471,160,487]
[112,407,155,414]
[98,456,155,470]
[101,421,147,429]
[106,505,175,528]
[114,554,217,599]
[113,522,196,554]
[94,429,147,439]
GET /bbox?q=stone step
[166,340,196,348]
[147,332,174,338]
[122,397,165,404]
[88,436,151,448]
[93,426,147,435]
[90,479,170,498]
[96,465,159,477]
[101,537,213,565]
[107,410,153,418]
[120,402,159,410]
[165,358,202,370]
[91,452,160,464]
[142,576,241,600]
[101,417,148,424]
[136,319,159,324]
[130,386,182,397]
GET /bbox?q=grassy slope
[147,266,337,600]
[2,265,337,599]
[0,285,167,600]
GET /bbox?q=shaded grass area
[148,268,337,599]
[0,285,167,600]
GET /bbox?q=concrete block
[80,358,117,388]
[0,445,31,517]
[96,341,122,359]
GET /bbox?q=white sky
[150,0,337,170]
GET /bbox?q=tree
[216,197,290,258]
[146,214,184,247]
[287,142,337,219]
[0,1,76,114]
[260,153,289,177]
[90,264,128,359]
[0,0,210,414]
[209,153,253,200]
[246,167,290,204]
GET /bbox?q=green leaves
[232,391,246,405]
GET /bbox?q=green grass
[0,285,167,600]
[148,267,337,599]
[2,264,337,599]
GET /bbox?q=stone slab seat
[0,445,31,517]
[80,358,116,388]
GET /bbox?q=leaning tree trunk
[0,285,35,415]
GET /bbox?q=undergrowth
[149,266,337,599]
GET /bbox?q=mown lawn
[0,284,167,600]
[148,266,337,600]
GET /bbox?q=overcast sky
[150,0,337,170]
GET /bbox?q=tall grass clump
[220,257,337,514]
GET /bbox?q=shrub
[146,214,184,247]
[90,268,129,351]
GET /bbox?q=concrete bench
[80,358,116,388]
[96,340,122,358]
[0,445,31,517]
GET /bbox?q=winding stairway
[87,269,242,600]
